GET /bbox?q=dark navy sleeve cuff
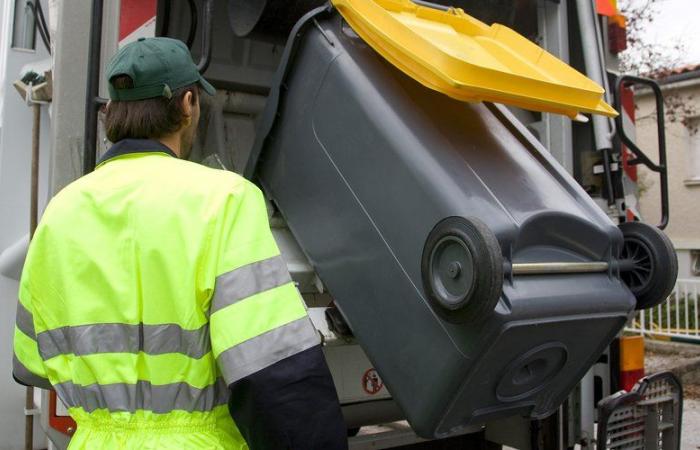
[228,345,348,450]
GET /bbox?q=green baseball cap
[106,37,215,101]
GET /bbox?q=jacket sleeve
[208,180,347,449]
[229,345,348,450]
[13,273,51,389]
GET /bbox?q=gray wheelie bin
[240,4,677,439]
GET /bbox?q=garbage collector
[12,37,347,450]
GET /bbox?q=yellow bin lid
[332,0,618,118]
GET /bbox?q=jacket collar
[98,139,178,166]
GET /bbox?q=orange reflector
[596,0,617,17]
[620,335,644,371]
[619,335,645,391]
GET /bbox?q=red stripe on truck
[119,0,157,41]
[620,85,637,182]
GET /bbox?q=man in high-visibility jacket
[12,37,347,449]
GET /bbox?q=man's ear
[101,100,112,114]
[182,91,193,118]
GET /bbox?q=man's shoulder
[167,158,251,195]
[50,157,253,214]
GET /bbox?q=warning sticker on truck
[362,368,384,395]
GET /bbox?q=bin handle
[614,75,669,230]
[244,4,333,179]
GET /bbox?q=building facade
[636,65,700,279]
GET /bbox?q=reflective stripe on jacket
[12,139,320,449]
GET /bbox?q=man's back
[14,142,321,448]
[33,153,238,326]
[35,148,245,337]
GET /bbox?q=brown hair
[103,75,199,143]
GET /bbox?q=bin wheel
[421,217,503,323]
[619,221,678,310]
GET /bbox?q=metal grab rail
[614,75,670,229]
[82,0,104,175]
[196,0,214,73]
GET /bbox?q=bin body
[258,16,635,438]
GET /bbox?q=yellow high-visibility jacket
[12,139,321,449]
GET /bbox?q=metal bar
[653,77,670,230]
[24,385,33,450]
[685,283,690,336]
[537,0,573,173]
[558,403,566,450]
[157,0,171,37]
[195,0,213,73]
[575,0,615,151]
[579,369,595,449]
[601,149,615,205]
[82,0,104,175]
[186,0,197,48]
[574,0,618,205]
[614,79,663,171]
[694,284,698,336]
[623,328,700,343]
[667,291,671,334]
[512,261,608,275]
[675,286,680,334]
[30,104,40,239]
[614,75,669,229]
[24,102,41,450]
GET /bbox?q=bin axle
[511,261,609,275]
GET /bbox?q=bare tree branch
[618,0,697,133]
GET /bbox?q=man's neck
[158,135,181,158]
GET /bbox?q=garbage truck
[1,0,684,448]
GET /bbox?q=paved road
[646,343,700,449]
[683,399,700,449]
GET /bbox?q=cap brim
[198,76,216,96]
